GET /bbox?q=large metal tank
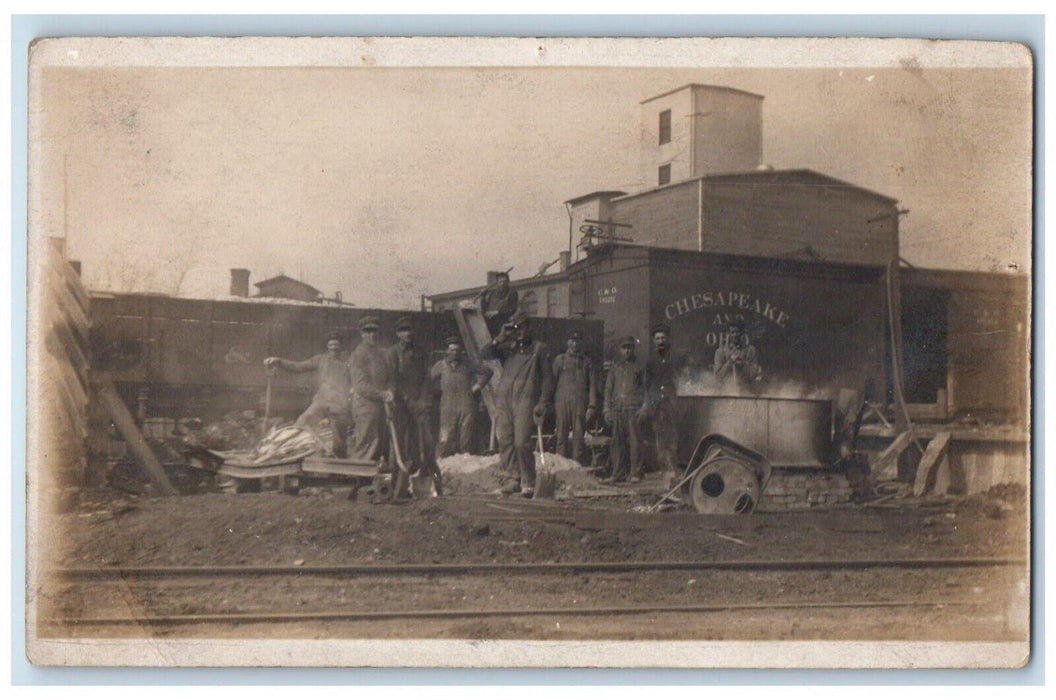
[675,395,833,468]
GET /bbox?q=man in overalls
[552,330,599,466]
[481,310,554,497]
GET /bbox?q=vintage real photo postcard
[25,36,1032,668]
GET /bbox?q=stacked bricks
[761,470,855,511]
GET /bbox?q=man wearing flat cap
[480,271,519,335]
[430,335,494,457]
[643,323,680,477]
[385,316,435,475]
[714,320,762,389]
[349,315,394,461]
[481,310,555,497]
[602,335,646,483]
[552,330,599,466]
[264,330,352,458]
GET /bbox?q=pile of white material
[535,451,583,473]
[437,454,501,475]
[436,452,585,475]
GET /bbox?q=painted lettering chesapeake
[664,291,790,328]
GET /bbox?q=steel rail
[48,599,973,628]
[53,557,1026,581]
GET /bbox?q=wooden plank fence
[40,240,91,488]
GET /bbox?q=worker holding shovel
[349,315,395,462]
[263,330,352,458]
[385,316,437,475]
[481,310,555,498]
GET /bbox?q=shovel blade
[411,472,439,498]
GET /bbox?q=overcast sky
[39,63,1032,308]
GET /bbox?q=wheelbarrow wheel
[371,474,394,503]
[281,475,301,496]
[687,447,762,515]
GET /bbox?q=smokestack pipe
[230,268,250,298]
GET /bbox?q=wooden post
[913,432,952,496]
[93,378,176,496]
[872,430,913,482]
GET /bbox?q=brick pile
[761,470,854,510]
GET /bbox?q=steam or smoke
[674,367,838,401]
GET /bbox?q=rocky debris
[438,452,612,498]
[195,410,263,451]
[50,486,1027,571]
[106,438,217,496]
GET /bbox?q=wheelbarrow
[648,434,771,514]
[184,434,386,498]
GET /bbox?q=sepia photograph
[24,36,1033,668]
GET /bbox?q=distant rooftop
[641,83,765,104]
[564,190,629,206]
[254,274,322,297]
[614,168,898,205]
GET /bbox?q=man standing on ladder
[480,270,519,336]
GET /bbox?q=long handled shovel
[533,420,556,499]
[384,402,437,499]
[261,367,274,438]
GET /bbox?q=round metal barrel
[687,446,762,514]
[676,395,832,467]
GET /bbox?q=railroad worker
[480,270,519,335]
[385,316,436,475]
[552,330,599,466]
[430,336,494,457]
[349,315,395,461]
[480,310,555,497]
[714,320,763,388]
[643,324,680,476]
[263,330,352,457]
[602,335,646,484]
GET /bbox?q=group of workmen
[264,314,489,479]
[264,287,762,499]
[263,311,609,497]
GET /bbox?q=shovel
[533,420,556,499]
[261,366,275,438]
[384,401,437,499]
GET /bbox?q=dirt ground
[35,456,1031,643]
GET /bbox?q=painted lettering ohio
[664,291,791,328]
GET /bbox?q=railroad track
[52,556,1026,581]
[50,599,974,628]
[42,556,1023,632]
